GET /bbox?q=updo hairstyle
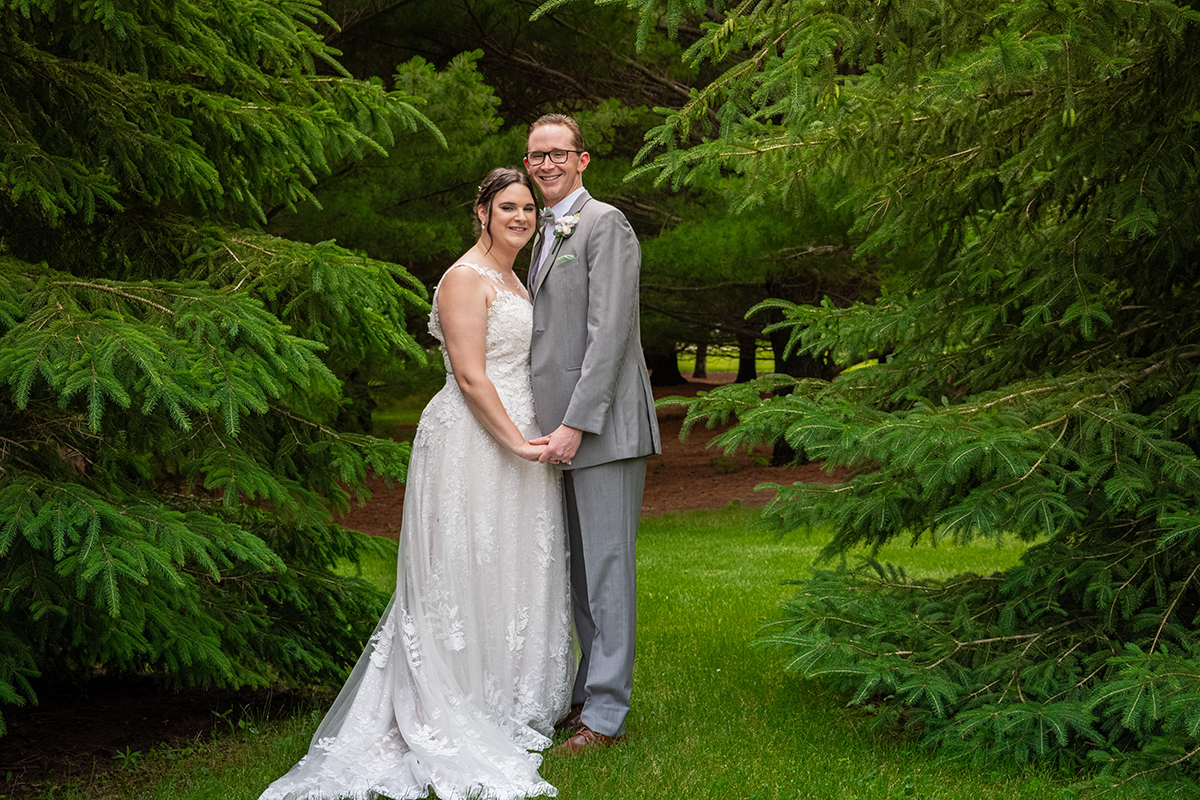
[473,167,539,238]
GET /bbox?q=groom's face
[524,124,589,208]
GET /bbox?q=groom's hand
[538,424,582,465]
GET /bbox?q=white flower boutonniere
[548,213,581,263]
[553,213,581,241]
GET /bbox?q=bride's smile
[481,184,537,254]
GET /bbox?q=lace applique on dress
[367,616,394,670]
[475,521,497,564]
[506,607,530,653]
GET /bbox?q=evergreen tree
[266,50,519,418]
[588,0,1200,789]
[0,0,437,733]
[270,51,522,296]
[319,0,702,124]
[638,170,874,392]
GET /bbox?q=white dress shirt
[535,186,588,277]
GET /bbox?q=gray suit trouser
[562,456,647,738]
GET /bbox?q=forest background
[1,0,1199,795]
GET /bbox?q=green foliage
[0,0,434,733]
[616,0,1200,788]
[639,169,871,349]
[269,50,520,288]
[757,548,1200,793]
[332,0,697,125]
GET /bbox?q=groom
[524,114,661,754]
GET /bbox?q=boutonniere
[549,213,581,261]
[553,213,581,241]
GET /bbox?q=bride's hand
[514,441,548,462]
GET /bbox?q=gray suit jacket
[528,190,661,470]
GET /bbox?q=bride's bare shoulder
[437,264,494,311]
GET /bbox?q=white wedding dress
[259,264,573,800]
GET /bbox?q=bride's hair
[474,167,539,239]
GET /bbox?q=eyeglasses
[524,149,584,166]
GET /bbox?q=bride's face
[478,184,537,252]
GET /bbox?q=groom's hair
[528,114,585,151]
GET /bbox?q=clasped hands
[528,424,582,466]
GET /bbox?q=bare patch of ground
[339,374,849,536]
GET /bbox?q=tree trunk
[768,325,837,466]
[735,334,759,383]
[335,368,376,435]
[692,342,707,379]
[646,343,687,386]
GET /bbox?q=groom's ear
[578,152,590,172]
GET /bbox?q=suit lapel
[532,191,591,300]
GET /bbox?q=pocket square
[554,254,576,265]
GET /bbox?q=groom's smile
[525,124,589,207]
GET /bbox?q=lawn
[42,508,1166,799]
[676,343,775,376]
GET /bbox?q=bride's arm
[437,268,545,462]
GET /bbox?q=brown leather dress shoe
[554,704,584,734]
[551,725,625,755]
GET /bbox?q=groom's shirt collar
[548,186,587,219]
[537,186,587,271]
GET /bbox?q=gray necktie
[530,208,557,287]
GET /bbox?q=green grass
[677,343,775,376]
[334,535,399,588]
[369,398,428,446]
[371,398,430,428]
[43,509,1164,799]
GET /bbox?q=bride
[259,168,573,800]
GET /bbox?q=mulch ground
[0,374,847,797]
[340,374,849,537]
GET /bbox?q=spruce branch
[1149,561,1200,654]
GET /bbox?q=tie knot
[539,207,556,226]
